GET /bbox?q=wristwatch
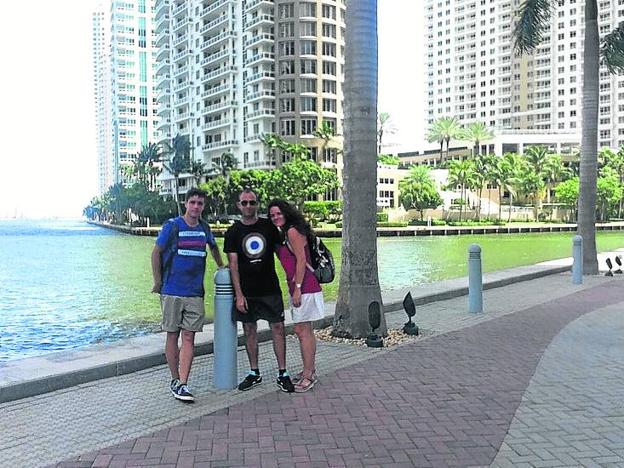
[295,283,302,289]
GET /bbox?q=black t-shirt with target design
[224,217,282,297]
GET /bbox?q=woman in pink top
[268,199,324,393]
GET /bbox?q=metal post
[572,235,583,284]
[213,268,237,390]
[468,244,483,313]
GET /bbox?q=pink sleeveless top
[276,243,322,295]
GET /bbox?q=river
[1,218,623,362]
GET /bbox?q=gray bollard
[468,244,483,313]
[572,235,583,284]
[213,268,237,390]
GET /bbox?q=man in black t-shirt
[224,189,295,393]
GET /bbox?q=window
[300,97,317,112]
[279,79,295,93]
[300,40,316,55]
[300,2,316,17]
[322,23,336,38]
[279,60,295,74]
[322,61,336,75]
[301,78,317,93]
[322,98,336,113]
[301,119,317,135]
[301,59,316,74]
[322,42,336,57]
[280,98,295,112]
[322,5,336,19]
[278,41,295,56]
[299,21,316,37]
[280,119,296,136]
[278,3,294,19]
[279,22,294,38]
[322,79,336,94]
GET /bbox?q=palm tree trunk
[333,0,386,339]
[173,176,181,216]
[439,142,444,165]
[578,0,599,274]
[508,193,513,223]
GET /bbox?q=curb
[0,264,570,404]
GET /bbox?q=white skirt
[290,291,325,323]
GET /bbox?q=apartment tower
[92,0,160,193]
[154,0,345,197]
[425,0,624,153]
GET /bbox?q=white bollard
[468,244,483,313]
[572,235,583,284]
[213,268,237,390]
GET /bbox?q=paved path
[2,273,624,467]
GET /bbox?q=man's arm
[227,252,247,312]
[210,244,225,268]
[151,244,163,293]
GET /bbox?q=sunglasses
[240,200,258,206]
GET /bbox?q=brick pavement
[53,279,624,468]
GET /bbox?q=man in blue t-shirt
[151,188,224,402]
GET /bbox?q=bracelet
[295,283,302,289]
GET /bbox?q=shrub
[377,221,409,227]
[376,212,389,223]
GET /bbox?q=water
[1,218,624,362]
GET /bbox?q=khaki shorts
[160,295,205,332]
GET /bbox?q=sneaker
[277,372,295,393]
[238,371,262,391]
[170,378,181,396]
[174,384,195,402]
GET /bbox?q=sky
[0,0,425,219]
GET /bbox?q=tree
[554,177,580,222]
[264,157,339,209]
[377,112,395,155]
[333,0,387,339]
[398,166,442,220]
[543,154,571,204]
[426,116,462,165]
[162,134,191,216]
[597,166,623,221]
[461,122,495,156]
[447,159,476,222]
[513,0,624,273]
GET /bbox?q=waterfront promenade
[1,255,624,467]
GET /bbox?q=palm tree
[333,0,386,339]
[513,0,624,273]
[543,154,571,204]
[140,142,162,190]
[377,112,395,154]
[426,116,462,165]
[447,159,476,222]
[162,134,191,215]
[461,122,495,157]
[259,133,284,165]
[500,152,523,222]
[189,160,206,187]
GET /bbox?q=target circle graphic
[242,233,266,259]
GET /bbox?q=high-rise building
[424,0,624,154]
[154,0,345,199]
[93,4,113,194]
[92,0,160,194]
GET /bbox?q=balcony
[245,108,275,120]
[172,48,191,62]
[244,33,274,49]
[200,31,235,52]
[245,90,275,102]
[156,30,170,46]
[155,14,170,33]
[245,0,274,14]
[202,118,231,131]
[202,139,239,151]
[173,17,191,33]
[200,0,230,19]
[201,100,235,116]
[172,2,187,17]
[173,80,191,92]
[199,15,229,35]
[156,74,171,89]
[244,51,274,67]
[174,111,191,121]
[157,118,172,129]
[157,104,171,116]
[201,83,231,98]
[245,14,274,30]
[201,65,236,84]
[173,33,188,47]
[156,59,170,74]
[156,45,170,60]
[244,71,275,83]
[174,65,189,77]
[201,49,230,67]
[155,0,170,18]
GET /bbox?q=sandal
[292,371,305,384]
[294,374,317,393]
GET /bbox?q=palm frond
[513,0,553,54]
[601,22,624,74]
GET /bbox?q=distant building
[424,0,624,151]
[92,0,159,194]
[153,0,346,199]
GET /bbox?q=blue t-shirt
[156,217,217,297]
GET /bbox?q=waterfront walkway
[2,269,624,466]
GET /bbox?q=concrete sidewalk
[1,266,624,467]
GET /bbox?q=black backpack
[307,235,335,284]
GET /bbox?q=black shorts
[232,294,285,324]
